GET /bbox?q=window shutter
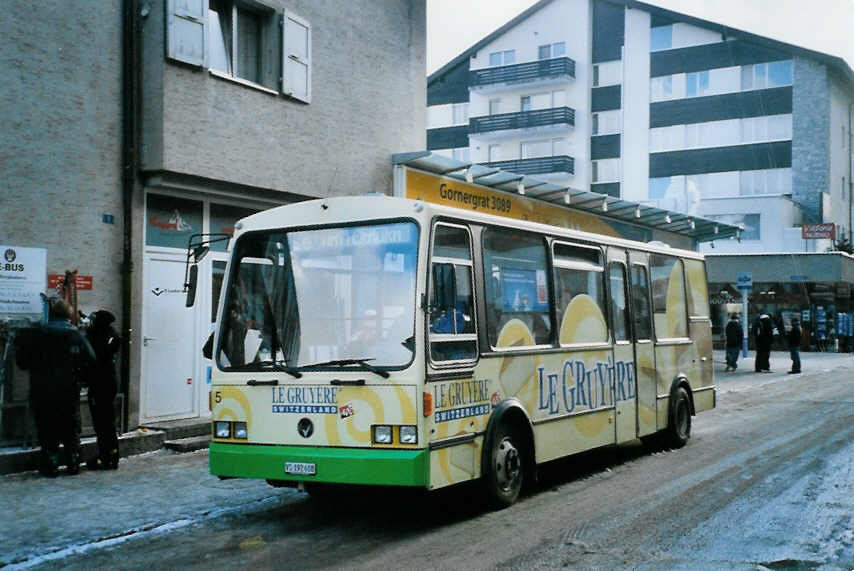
[282,11,311,103]
[167,0,208,67]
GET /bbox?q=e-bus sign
[0,245,47,316]
[802,223,835,240]
[736,272,752,290]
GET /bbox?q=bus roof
[234,195,706,261]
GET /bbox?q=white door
[142,256,199,421]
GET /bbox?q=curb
[0,430,167,476]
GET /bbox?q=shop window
[146,194,203,249]
[429,224,477,363]
[553,243,607,344]
[650,254,688,339]
[210,203,259,252]
[483,229,551,348]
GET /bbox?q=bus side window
[429,224,477,363]
[630,265,653,341]
[552,243,607,345]
[650,254,688,339]
[483,228,551,347]
[609,263,629,342]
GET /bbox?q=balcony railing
[484,155,575,176]
[471,57,576,88]
[469,107,575,134]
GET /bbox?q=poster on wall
[0,245,47,317]
[146,194,203,250]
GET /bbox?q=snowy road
[3,352,854,570]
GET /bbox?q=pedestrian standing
[787,318,802,374]
[754,314,774,373]
[15,298,95,477]
[85,310,122,470]
[724,313,743,372]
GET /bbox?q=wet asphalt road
[4,351,854,570]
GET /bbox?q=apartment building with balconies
[427,0,854,253]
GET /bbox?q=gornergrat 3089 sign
[0,245,47,316]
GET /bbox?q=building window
[592,158,620,183]
[741,60,792,90]
[739,168,792,195]
[593,65,599,87]
[593,110,620,135]
[168,1,310,100]
[489,98,501,115]
[650,75,673,101]
[488,144,501,162]
[452,103,469,125]
[209,0,266,84]
[521,96,531,112]
[650,25,673,52]
[708,213,760,240]
[592,113,599,135]
[452,147,470,162]
[538,42,566,60]
[685,70,710,97]
[489,49,515,66]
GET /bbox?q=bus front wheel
[665,386,692,448]
[485,424,524,508]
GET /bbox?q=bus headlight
[214,421,231,439]
[399,425,417,444]
[233,422,248,440]
[372,425,392,444]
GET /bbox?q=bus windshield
[217,221,419,371]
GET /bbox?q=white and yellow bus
[203,194,713,507]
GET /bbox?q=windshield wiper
[300,358,390,379]
[248,360,302,378]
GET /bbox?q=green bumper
[209,442,429,487]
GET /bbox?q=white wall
[622,7,650,202]
[698,195,803,253]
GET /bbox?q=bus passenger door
[629,257,657,438]
[607,254,635,443]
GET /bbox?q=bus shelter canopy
[393,151,741,243]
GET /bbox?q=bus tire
[665,386,691,448]
[484,423,524,508]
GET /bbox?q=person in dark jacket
[724,314,743,372]
[753,314,774,373]
[85,310,122,470]
[787,318,802,374]
[15,298,95,477]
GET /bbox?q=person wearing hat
[787,318,802,374]
[85,310,122,469]
[16,298,95,476]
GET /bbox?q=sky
[427,0,854,75]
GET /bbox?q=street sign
[801,223,835,239]
[736,271,752,290]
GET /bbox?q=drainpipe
[120,0,141,431]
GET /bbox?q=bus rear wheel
[665,387,691,448]
[485,424,524,508]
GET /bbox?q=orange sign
[48,274,93,290]
[802,223,835,239]
[404,169,621,238]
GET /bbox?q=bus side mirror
[186,264,199,308]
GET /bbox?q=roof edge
[428,0,554,85]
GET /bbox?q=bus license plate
[285,462,316,476]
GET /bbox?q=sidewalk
[0,418,210,476]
